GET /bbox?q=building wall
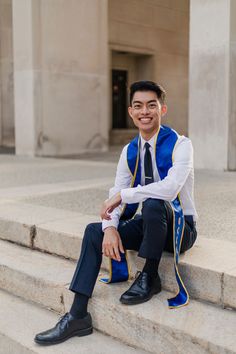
[10,0,190,156]
[0,0,14,146]
[109,0,189,135]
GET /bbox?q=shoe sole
[34,327,93,346]
[120,287,162,305]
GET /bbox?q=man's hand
[100,192,122,220]
[102,227,124,262]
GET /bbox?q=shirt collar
[140,131,158,151]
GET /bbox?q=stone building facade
[0,0,235,170]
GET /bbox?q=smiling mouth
[139,117,153,123]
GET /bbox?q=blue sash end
[99,252,129,284]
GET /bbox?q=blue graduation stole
[100,125,189,309]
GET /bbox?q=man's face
[128,91,167,136]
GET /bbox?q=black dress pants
[69,198,197,297]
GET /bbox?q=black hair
[129,81,166,105]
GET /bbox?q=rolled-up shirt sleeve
[120,137,193,204]
[102,145,132,231]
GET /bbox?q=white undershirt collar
[140,131,158,151]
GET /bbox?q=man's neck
[140,128,160,142]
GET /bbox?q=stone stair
[0,200,236,353]
[0,239,235,354]
[0,289,147,354]
[0,201,235,310]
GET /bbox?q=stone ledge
[0,201,87,248]
[0,205,236,310]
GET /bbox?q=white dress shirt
[102,128,198,231]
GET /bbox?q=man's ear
[128,106,133,119]
[161,104,167,116]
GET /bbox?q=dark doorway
[112,70,127,129]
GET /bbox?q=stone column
[0,29,2,145]
[12,0,40,155]
[12,0,109,156]
[0,0,14,147]
[228,0,236,170]
[189,0,236,170]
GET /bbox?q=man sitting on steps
[34,80,198,346]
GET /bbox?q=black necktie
[144,142,154,185]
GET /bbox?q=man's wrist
[103,226,117,232]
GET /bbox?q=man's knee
[83,222,103,248]
[142,198,166,220]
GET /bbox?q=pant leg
[69,218,144,297]
[138,198,170,260]
[118,215,143,251]
[69,202,197,298]
[137,198,197,259]
[69,222,104,297]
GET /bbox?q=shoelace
[58,313,70,329]
[135,271,143,287]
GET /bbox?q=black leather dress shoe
[120,271,161,305]
[34,312,93,346]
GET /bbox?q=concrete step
[0,289,147,354]
[0,240,235,354]
[0,202,235,310]
[0,241,236,354]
